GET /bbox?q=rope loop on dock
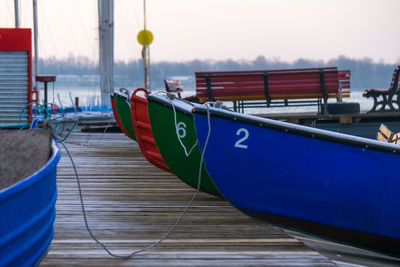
[37,107,212,258]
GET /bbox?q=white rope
[170,98,190,156]
[165,93,198,157]
[39,104,213,258]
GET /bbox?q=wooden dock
[40,131,400,266]
[40,131,336,266]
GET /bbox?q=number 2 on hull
[234,128,249,149]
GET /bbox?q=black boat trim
[147,94,194,117]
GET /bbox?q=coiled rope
[19,102,76,140]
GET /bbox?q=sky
[1,0,399,64]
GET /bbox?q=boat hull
[147,94,219,195]
[111,94,137,141]
[0,139,60,266]
[130,89,171,173]
[111,95,131,138]
[193,106,400,257]
[114,92,137,141]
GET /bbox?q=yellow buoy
[137,30,153,46]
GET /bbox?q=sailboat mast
[98,0,114,109]
[143,0,150,91]
[14,0,20,28]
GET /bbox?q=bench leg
[395,94,400,110]
[323,104,328,114]
[321,97,328,114]
[387,95,395,111]
[368,95,388,112]
[317,100,328,114]
[367,94,400,112]
[317,99,321,113]
[388,94,400,111]
[378,95,389,111]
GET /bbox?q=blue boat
[0,135,60,266]
[192,105,400,257]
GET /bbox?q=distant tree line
[38,55,399,90]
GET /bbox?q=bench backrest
[388,65,400,96]
[164,80,183,93]
[338,70,351,89]
[196,67,349,103]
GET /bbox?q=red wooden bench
[363,65,400,112]
[195,67,351,113]
[164,79,183,98]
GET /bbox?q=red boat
[130,88,171,173]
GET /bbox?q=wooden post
[339,116,353,124]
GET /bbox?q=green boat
[147,93,220,196]
[113,89,137,141]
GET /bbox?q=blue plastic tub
[0,139,60,267]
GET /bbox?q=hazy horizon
[1,0,399,64]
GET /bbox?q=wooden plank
[392,133,400,144]
[377,131,388,142]
[197,95,350,103]
[78,121,116,126]
[378,123,394,141]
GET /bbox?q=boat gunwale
[114,91,131,106]
[147,93,196,117]
[192,106,400,154]
[0,139,60,199]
